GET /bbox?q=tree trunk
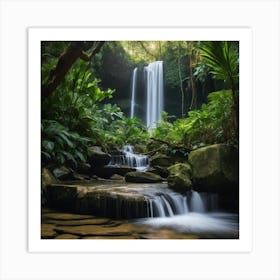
[178,56,185,117]
[189,53,197,110]
[41,41,104,99]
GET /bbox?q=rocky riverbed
[41,208,199,239]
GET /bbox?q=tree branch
[41,41,105,100]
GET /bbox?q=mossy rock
[125,171,163,183]
[150,154,174,167]
[88,146,111,167]
[167,163,193,192]
[188,144,238,193]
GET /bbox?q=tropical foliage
[41,40,239,170]
[197,41,239,140]
[151,90,234,148]
[41,120,90,167]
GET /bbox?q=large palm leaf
[198,41,239,90]
[197,41,239,143]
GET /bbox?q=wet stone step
[54,224,140,237]
[42,212,96,220]
[42,218,110,226]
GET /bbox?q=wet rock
[188,144,238,193]
[150,154,174,167]
[45,183,151,219]
[42,168,58,188]
[167,163,192,192]
[92,166,136,179]
[110,174,124,180]
[54,234,79,239]
[42,212,95,220]
[52,166,73,180]
[45,185,78,211]
[55,224,138,237]
[76,163,92,176]
[125,171,163,183]
[139,228,198,239]
[88,146,111,167]
[76,189,148,219]
[44,218,110,226]
[149,165,169,178]
[41,224,57,239]
[82,235,138,239]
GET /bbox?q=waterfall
[130,68,138,119]
[109,145,149,171]
[145,61,164,130]
[190,190,206,213]
[129,61,164,131]
[146,190,214,218]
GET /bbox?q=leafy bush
[107,116,149,148]
[151,111,175,142]
[151,90,234,148]
[41,120,91,167]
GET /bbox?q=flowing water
[144,61,164,130]
[51,180,239,238]
[132,185,238,238]
[108,145,149,171]
[130,68,138,119]
[130,61,164,130]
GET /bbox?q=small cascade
[146,190,216,218]
[190,190,206,213]
[130,68,138,119]
[108,145,149,171]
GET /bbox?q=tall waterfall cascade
[130,61,164,131]
[144,61,164,130]
[130,68,138,119]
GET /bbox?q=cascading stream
[108,145,149,171]
[145,190,217,218]
[135,187,238,236]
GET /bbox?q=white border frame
[28,27,252,253]
[1,0,279,279]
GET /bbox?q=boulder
[150,154,174,167]
[188,144,238,193]
[148,166,169,178]
[167,163,192,192]
[45,183,152,219]
[52,166,73,180]
[88,146,111,166]
[52,166,86,181]
[125,171,163,183]
[76,162,92,175]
